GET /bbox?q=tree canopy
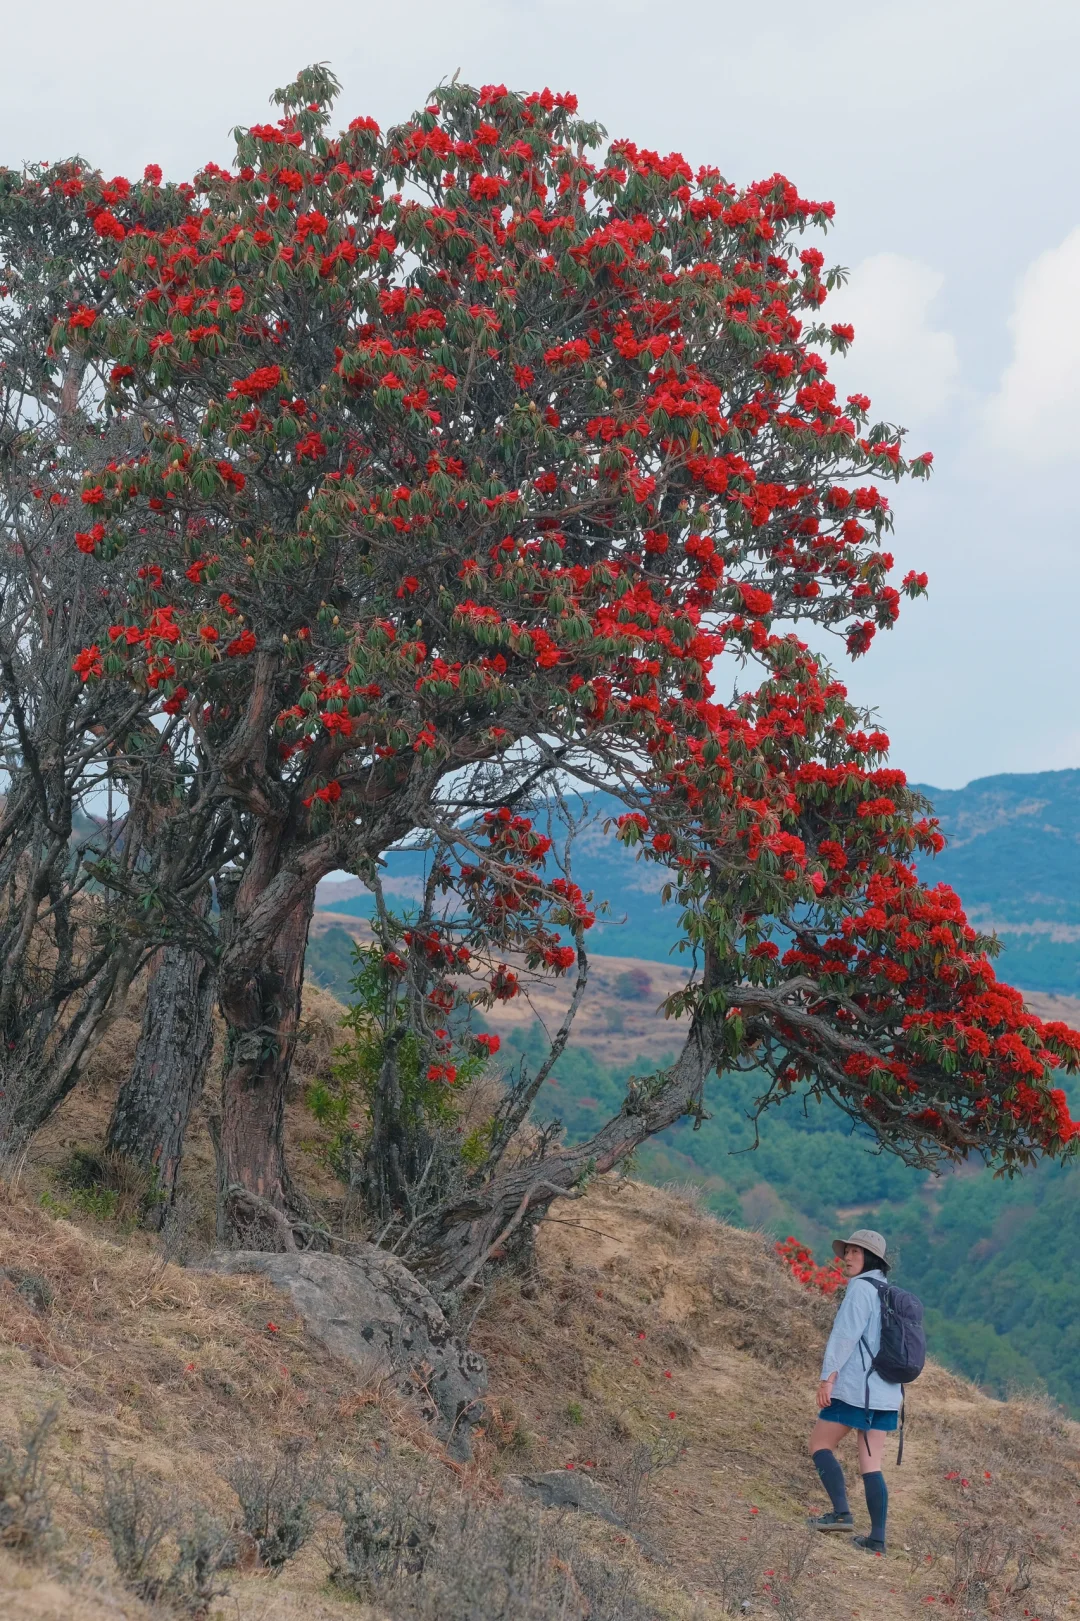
[2,65,1077,1275]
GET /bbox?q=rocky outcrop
[506,1469,623,1525]
[201,1246,486,1458]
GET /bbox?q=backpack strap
[897,1387,906,1467]
[860,1277,886,1452]
[858,1334,873,1449]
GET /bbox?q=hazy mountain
[315,769,1080,992]
[912,769,1080,995]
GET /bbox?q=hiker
[808,1228,901,1556]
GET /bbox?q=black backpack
[859,1276,926,1464]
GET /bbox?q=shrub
[91,1454,231,1614]
[54,1148,160,1227]
[94,1456,174,1596]
[611,1435,681,1530]
[0,1405,59,1557]
[327,1463,435,1598]
[1,1267,54,1313]
[326,1459,662,1620]
[225,1443,322,1571]
[614,968,653,1002]
[168,1510,234,1617]
[712,1520,817,1619]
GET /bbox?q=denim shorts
[818,1398,898,1431]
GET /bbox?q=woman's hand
[817,1374,836,1410]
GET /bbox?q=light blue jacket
[820,1270,903,1412]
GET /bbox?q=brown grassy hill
[5,976,1080,1617]
[2,1160,1079,1620]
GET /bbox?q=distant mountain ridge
[913,769,1080,995]
[316,768,1080,995]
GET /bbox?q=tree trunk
[414,1014,717,1296]
[105,890,216,1222]
[1,943,140,1152]
[217,837,316,1245]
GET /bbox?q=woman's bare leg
[809,1418,851,1456]
[855,1426,887,1474]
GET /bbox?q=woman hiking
[808,1228,900,1556]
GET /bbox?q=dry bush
[225,1441,322,1571]
[0,1407,59,1558]
[325,1455,663,1621]
[610,1434,681,1530]
[92,1456,178,1595]
[901,1513,946,1576]
[711,1519,816,1619]
[90,1455,231,1615]
[942,1518,1034,1614]
[912,1388,1080,1620]
[326,1458,435,1599]
[0,1138,30,1191]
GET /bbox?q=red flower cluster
[775,1236,845,1295]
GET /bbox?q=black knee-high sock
[812,1449,849,1515]
[862,1471,888,1542]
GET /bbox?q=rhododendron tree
[22,66,1078,1268]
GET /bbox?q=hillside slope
[2,1170,1079,1621]
[301,928,1080,1414]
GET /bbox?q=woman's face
[843,1244,868,1278]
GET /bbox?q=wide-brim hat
[832,1228,888,1266]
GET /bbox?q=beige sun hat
[832,1228,889,1267]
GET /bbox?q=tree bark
[216,831,317,1244]
[105,887,216,1222]
[414,1012,717,1296]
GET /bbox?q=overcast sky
[4,0,1077,789]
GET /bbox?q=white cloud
[827,254,960,433]
[985,227,1080,462]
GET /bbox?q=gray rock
[201,1246,486,1459]
[506,1469,623,1526]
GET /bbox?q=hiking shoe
[808,1511,854,1533]
[853,1535,886,1556]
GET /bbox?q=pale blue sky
[5,0,1078,787]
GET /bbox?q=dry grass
[0,1175,422,1618]
[470,1177,1080,1621]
